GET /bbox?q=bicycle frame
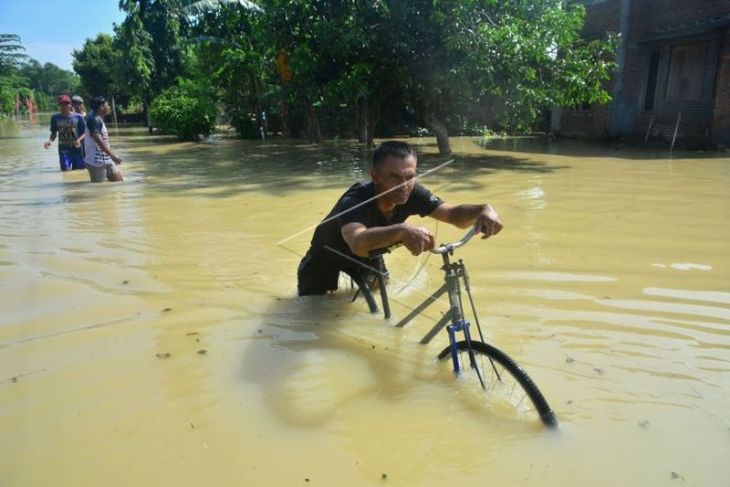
[353,227,558,428]
[364,226,491,383]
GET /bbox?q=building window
[665,42,711,101]
[644,50,660,111]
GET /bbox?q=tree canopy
[0,34,80,115]
[65,0,617,149]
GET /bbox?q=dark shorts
[297,252,340,296]
[297,251,386,296]
[59,149,85,171]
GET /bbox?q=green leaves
[68,0,615,140]
[442,0,616,130]
[72,34,124,98]
[182,0,263,16]
[0,34,29,77]
[149,77,218,139]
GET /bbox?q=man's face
[97,101,109,115]
[371,154,417,206]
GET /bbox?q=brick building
[552,0,730,147]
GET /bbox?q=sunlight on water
[1,117,729,486]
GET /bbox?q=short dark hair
[373,141,417,169]
[89,96,107,111]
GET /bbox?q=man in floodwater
[297,140,503,296]
[84,96,123,183]
[44,95,86,171]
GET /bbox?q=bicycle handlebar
[368,225,479,258]
[430,224,479,254]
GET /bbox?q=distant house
[552,0,730,147]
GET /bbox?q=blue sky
[0,0,126,71]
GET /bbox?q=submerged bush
[150,78,217,140]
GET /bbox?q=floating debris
[197,349,207,355]
[565,356,574,364]
[155,353,171,359]
[122,280,129,285]
[593,367,605,375]
[186,332,199,337]
[671,471,684,480]
[162,307,172,313]
[638,420,650,429]
[381,473,388,480]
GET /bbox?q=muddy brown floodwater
[1,115,729,486]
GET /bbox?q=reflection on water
[1,116,729,486]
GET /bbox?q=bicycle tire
[437,340,557,428]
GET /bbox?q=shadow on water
[239,295,412,428]
[240,295,546,433]
[474,135,728,161]
[125,135,571,199]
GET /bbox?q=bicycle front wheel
[438,340,557,428]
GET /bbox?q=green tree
[363,0,617,154]
[19,60,81,99]
[0,34,28,77]
[72,34,126,120]
[188,2,270,138]
[149,77,217,139]
[117,0,191,128]
[0,34,28,114]
[125,0,616,149]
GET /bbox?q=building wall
[712,29,730,145]
[555,0,730,146]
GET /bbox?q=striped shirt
[83,112,113,167]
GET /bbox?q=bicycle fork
[443,260,487,389]
[447,320,473,373]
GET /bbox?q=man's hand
[401,225,436,255]
[43,140,52,150]
[73,139,81,148]
[111,154,123,164]
[475,204,503,239]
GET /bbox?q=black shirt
[305,181,443,274]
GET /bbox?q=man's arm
[74,116,85,147]
[341,222,435,257]
[429,202,503,238]
[44,117,57,149]
[92,132,122,164]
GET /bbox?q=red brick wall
[640,0,730,35]
[557,0,730,143]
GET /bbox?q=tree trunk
[367,98,382,147]
[424,112,452,155]
[308,102,322,142]
[143,100,152,134]
[280,91,290,137]
[111,95,118,125]
[357,96,368,143]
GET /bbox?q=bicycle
[354,226,558,428]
